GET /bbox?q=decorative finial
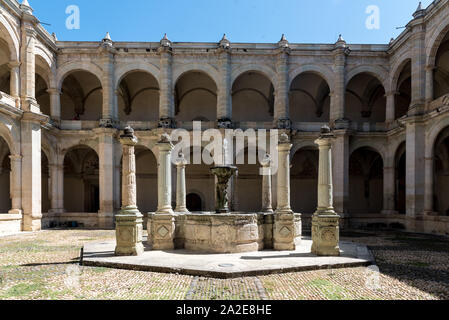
[218,33,231,50]
[278,34,289,49]
[335,34,347,49]
[101,32,113,47]
[52,33,58,41]
[320,125,331,134]
[413,2,425,18]
[20,0,33,14]
[261,153,272,166]
[160,33,172,48]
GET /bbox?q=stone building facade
[0,0,449,235]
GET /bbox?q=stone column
[21,112,46,231]
[382,165,397,214]
[385,91,397,123]
[158,41,175,128]
[115,127,144,256]
[8,61,20,98]
[274,51,291,129]
[100,48,118,126]
[330,37,348,124]
[260,154,273,213]
[174,152,188,213]
[8,155,22,215]
[405,118,425,217]
[217,49,232,128]
[20,18,39,113]
[312,126,340,256]
[95,128,118,229]
[409,21,426,115]
[148,133,176,250]
[47,88,61,121]
[273,133,300,250]
[425,66,434,104]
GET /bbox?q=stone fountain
[147,134,302,254]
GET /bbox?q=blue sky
[30,0,434,44]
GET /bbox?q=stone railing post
[273,133,300,250]
[115,127,144,256]
[174,152,188,213]
[260,154,273,213]
[312,126,340,256]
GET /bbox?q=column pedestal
[115,127,144,256]
[312,126,340,257]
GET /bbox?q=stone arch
[232,70,275,122]
[289,64,335,92]
[390,57,412,92]
[116,69,160,121]
[0,15,19,61]
[173,63,220,87]
[290,141,318,161]
[0,114,19,155]
[289,70,331,122]
[174,69,218,122]
[114,62,160,89]
[427,18,449,67]
[56,61,104,91]
[349,142,386,163]
[345,65,388,90]
[231,64,278,89]
[426,116,449,158]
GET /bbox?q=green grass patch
[306,279,349,300]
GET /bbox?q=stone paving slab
[82,238,375,279]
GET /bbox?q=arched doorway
[349,147,384,214]
[232,71,274,122]
[395,143,406,214]
[175,71,217,122]
[346,73,386,123]
[64,146,99,213]
[291,147,319,214]
[117,71,160,122]
[434,127,449,215]
[290,72,330,123]
[186,193,203,212]
[60,71,103,121]
[0,136,10,213]
[135,146,158,213]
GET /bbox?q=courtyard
[0,229,447,300]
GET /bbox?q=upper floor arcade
[0,0,449,134]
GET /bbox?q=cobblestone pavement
[0,229,447,300]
